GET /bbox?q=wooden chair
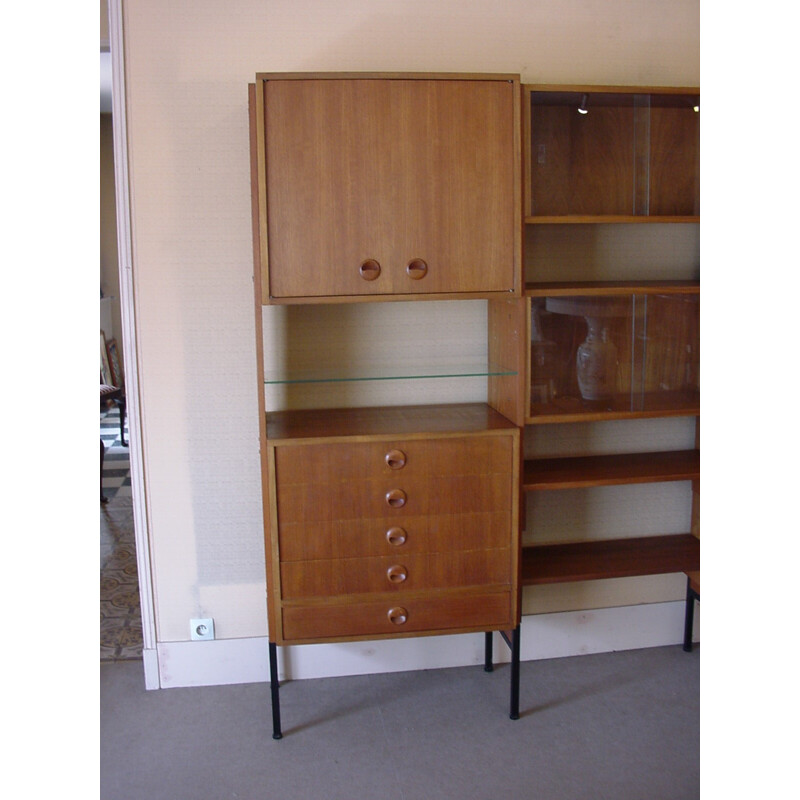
[101,384,127,503]
[100,332,127,503]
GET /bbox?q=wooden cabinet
[249,76,699,735]
[252,74,520,301]
[521,85,700,595]
[263,405,520,645]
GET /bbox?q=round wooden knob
[385,489,407,509]
[385,526,407,547]
[385,449,406,470]
[359,259,381,281]
[386,564,408,584]
[387,607,408,625]
[406,258,428,280]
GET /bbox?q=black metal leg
[499,626,521,720]
[683,578,698,653]
[269,642,282,739]
[484,631,494,672]
[509,626,520,720]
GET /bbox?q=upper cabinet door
[255,76,520,301]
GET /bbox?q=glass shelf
[264,362,517,385]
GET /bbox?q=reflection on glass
[529,293,699,419]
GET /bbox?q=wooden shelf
[528,391,700,424]
[266,402,518,443]
[525,215,699,225]
[525,280,699,298]
[523,449,699,491]
[521,534,700,586]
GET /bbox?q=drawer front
[280,548,511,600]
[278,510,511,561]
[274,435,513,486]
[276,473,511,525]
[281,590,513,642]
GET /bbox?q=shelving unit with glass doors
[519,84,701,597]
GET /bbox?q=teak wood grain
[280,589,513,643]
[266,402,517,443]
[277,510,512,562]
[528,390,700,424]
[273,435,513,485]
[523,449,699,491]
[280,548,512,600]
[258,76,519,300]
[525,280,700,297]
[267,421,520,642]
[521,534,700,585]
[276,473,512,523]
[524,85,699,220]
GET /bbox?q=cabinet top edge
[523,83,699,95]
[255,71,520,83]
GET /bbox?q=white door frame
[108,0,159,689]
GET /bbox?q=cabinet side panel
[250,83,277,638]
[265,447,284,640]
[488,297,526,425]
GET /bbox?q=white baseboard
[153,600,698,689]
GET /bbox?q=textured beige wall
[121,0,699,644]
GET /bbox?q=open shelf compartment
[523,449,699,491]
[521,533,700,586]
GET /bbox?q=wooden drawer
[274,435,513,486]
[278,510,511,561]
[276,473,511,524]
[281,590,514,642]
[280,548,511,599]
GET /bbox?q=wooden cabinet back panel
[531,104,634,216]
[280,548,511,599]
[648,106,700,215]
[277,510,511,561]
[281,590,513,642]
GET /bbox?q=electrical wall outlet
[190,618,215,641]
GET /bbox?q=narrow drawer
[281,590,513,642]
[280,548,511,599]
[274,434,513,486]
[278,510,511,561]
[276,473,511,524]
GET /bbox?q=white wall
[121,0,699,686]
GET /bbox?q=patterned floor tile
[100,408,142,661]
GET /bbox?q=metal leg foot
[269,642,282,739]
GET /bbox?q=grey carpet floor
[101,644,699,799]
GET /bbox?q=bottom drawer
[281,591,513,643]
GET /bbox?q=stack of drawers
[270,431,519,643]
